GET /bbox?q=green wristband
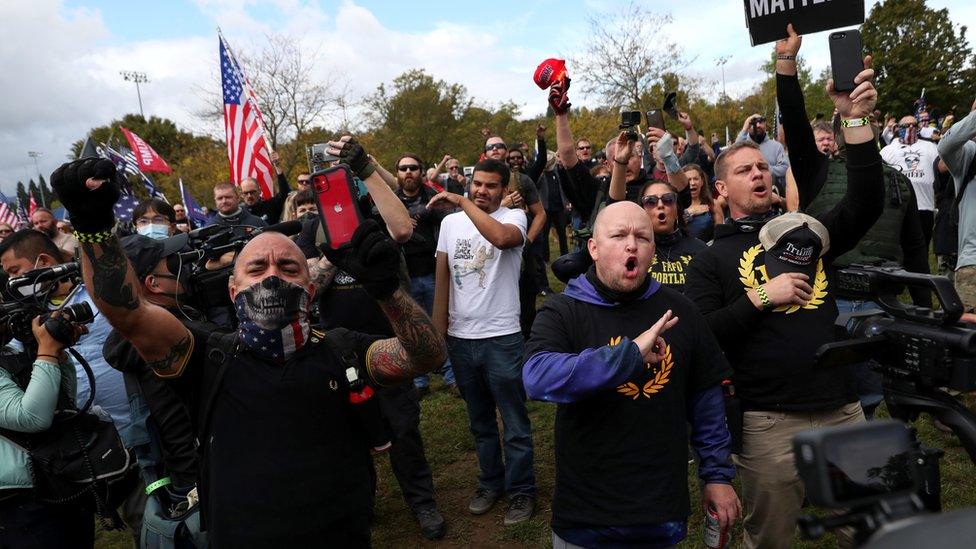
[75,229,114,244]
[145,476,172,495]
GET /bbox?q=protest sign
[744,0,864,46]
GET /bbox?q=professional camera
[176,220,304,314]
[0,261,95,348]
[794,420,976,547]
[801,265,976,546]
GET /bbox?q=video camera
[174,220,304,313]
[800,265,976,546]
[0,261,95,349]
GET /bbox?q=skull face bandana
[233,276,311,360]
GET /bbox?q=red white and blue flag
[219,32,274,200]
[0,192,18,227]
[121,127,172,174]
[28,192,38,218]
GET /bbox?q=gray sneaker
[468,487,500,515]
[504,494,535,525]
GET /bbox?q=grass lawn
[95,242,976,547]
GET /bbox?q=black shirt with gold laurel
[527,284,729,528]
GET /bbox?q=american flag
[28,192,38,218]
[15,203,29,228]
[113,192,141,222]
[0,192,18,227]
[220,33,274,200]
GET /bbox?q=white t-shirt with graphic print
[881,138,940,211]
[436,206,527,339]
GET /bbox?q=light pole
[120,70,150,118]
[715,55,731,99]
[27,151,46,207]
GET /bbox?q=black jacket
[246,173,291,225]
[684,141,885,411]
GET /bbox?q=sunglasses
[508,156,524,162]
[0,229,12,235]
[641,193,677,207]
[577,145,592,150]
[297,179,310,184]
[485,143,507,152]
[397,165,421,172]
[241,189,260,196]
[448,166,459,170]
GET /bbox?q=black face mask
[299,211,319,223]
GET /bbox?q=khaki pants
[734,402,864,549]
[955,265,976,312]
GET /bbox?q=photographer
[684,50,884,548]
[52,155,445,546]
[102,233,219,531]
[0,315,90,548]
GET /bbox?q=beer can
[703,506,729,548]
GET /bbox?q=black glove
[49,158,120,233]
[322,219,399,300]
[336,138,376,181]
[548,76,572,115]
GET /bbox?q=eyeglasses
[641,193,677,208]
[577,145,592,151]
[136,215,171,226]
[241,189,260,196]
[485,143,507,152]
[397,165,421,172]
[150,272,178,280]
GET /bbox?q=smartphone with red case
[312,165,364,250]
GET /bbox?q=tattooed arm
[307,256,338,301]
[79,236,194,378]
[365,288,447,386]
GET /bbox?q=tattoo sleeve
[148,331,194,379]
[81,236,139,310]
[367,288,447,386]
[307,257,338,301]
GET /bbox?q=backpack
[0,348,137,528]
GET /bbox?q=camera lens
[62,302,95,324]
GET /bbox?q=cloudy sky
[1,0,973,197]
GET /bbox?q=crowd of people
[2,22,976,549]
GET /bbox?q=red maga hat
[534,58,567,90]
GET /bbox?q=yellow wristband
[841,117,870,129]
[756,286,771,309]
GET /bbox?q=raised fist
[49,158,120,233]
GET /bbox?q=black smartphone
[646,109,666,131]
[663,92,679,119]
[619,111,641,129]
[829,29,864,93]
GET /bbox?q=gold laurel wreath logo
[738,244,828,314]
[616,344,673,399]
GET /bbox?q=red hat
[534,58,567,90]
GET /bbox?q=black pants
[544,208,570,259]
[0,495,93,549]
[376,383,436,512]
[919,209,935,251]
[519,253,539,338]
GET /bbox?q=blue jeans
[447,332,536,496]
[836,299,884,415]
[409,274,456,388]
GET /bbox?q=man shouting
[50,147,445,547]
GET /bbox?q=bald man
[50,157,446,547]
[524,202,739,548]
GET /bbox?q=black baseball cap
[120,233,189,281]
[759,213,830,279]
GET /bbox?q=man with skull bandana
[50,142,447,547]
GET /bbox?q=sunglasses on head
[397,164,421,172]
[485,143,507,152]
[641,193,677,207]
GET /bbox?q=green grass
[94,240,976,547]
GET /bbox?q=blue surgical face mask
[137,224,171,240]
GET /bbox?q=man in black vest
[51,146,446,547]
[684,31,885,548]
[524,201,739,548]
